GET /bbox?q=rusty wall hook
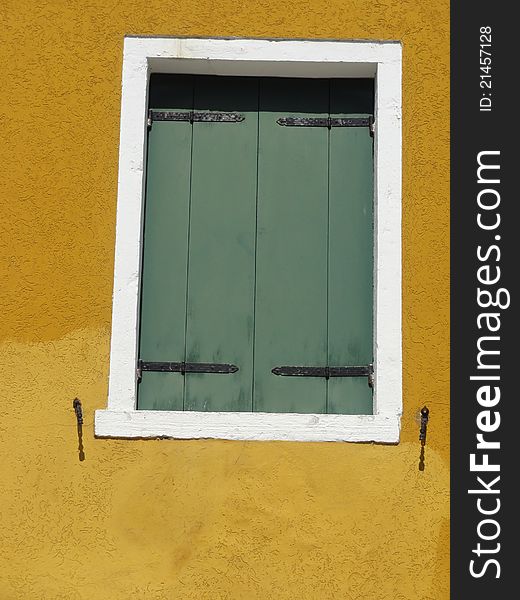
[73,398,83,426]
[72,398,85,462]
[419,406,429,445]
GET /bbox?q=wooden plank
[327,79,374,414]
[137,75,193,410]
[183,76,259,412]
[253,78,329,413]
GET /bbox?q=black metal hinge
[272,364,374,387]
[148,109,245,127]
[137,360,239,380]
[277,115,374,134]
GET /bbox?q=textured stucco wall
[0,1,450,598]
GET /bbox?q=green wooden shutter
[253,78,329,414]
[138,74,374,414]
[138,75,193,410]
[327,79,374,414]
[183,76,258,412]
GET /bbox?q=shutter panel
[253,78,329,413]
[138,75,193,410]
[183,77,258,411]
[327,79,374,414]
[138,75,374,415]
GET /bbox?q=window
[95,37,402,442]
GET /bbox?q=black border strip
[451,4,516,595]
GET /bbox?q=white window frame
[95,36,402,443]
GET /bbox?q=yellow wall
[0,1,449,598]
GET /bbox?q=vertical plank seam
[135,119,152,410]
[251,79,261,412]
[182,77,196,411]
[370,103,376,413]
[326,79,331,414]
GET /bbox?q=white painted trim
[96,411,400,443]
[97,36,402,442]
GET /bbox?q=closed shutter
[138,74,374,414]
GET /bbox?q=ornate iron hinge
[277,115,374,132]
[137,360,239,381]
[272,364,374,387]
[148,109,245,127]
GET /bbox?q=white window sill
[94,409,400,442]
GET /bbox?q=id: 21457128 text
[480,26,492,112]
